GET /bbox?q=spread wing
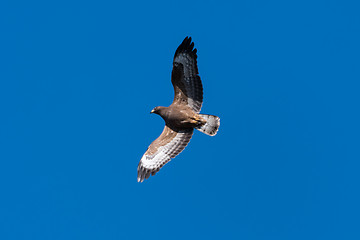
[171,37,203,113]
[137,126,193,182]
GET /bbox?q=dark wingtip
[137,163,158,183]
[174,36,198,60]
[137,164,146,183]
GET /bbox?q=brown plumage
[137,37,220,182]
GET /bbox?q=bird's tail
[195,114,220,136]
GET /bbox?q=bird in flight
[137,37,220,182]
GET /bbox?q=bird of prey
[137,37,220,182]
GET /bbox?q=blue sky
[1,0,359,239]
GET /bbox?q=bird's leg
[190,115,206,125]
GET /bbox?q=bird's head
[150,106,160,114]
[150,106,167,116]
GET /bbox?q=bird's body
[152,105,206,129]
[137,37,220,182]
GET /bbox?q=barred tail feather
[196,114,220,136]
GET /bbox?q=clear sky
[1,0,359,239]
